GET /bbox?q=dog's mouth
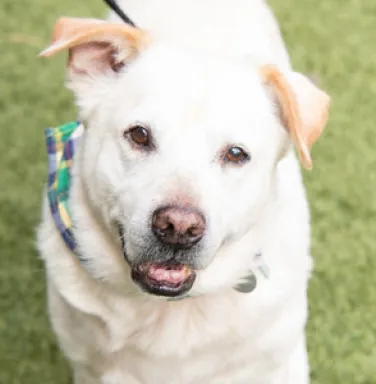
[118,224,196,297]
[131,262,196,297]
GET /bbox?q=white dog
[38,0,330,383]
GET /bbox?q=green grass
[0,0,375,382]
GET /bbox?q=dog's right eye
[222,146,250,165]
[124,125,154,150]
[130,126,149,145]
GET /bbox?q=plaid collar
[45,121,84,253]
[44,121,269,295]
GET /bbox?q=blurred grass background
[0,0,376,383]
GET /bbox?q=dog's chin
[130,262,196,298]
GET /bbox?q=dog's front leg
[72,366,100,384]
[101,371,141,384]
[73,368,141,384]
[271,336,310,384]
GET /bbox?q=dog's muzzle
[121,205,205,297]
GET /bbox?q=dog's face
[42,18,330,298]
[80,49,287,297]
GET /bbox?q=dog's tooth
[171,271,182,281]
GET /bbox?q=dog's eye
[129,126,149,145]
[224,146,250,164]
[125,125,153,149]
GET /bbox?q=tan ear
[40,17,149,76]
[259,65,330,169]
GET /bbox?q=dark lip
[118,224,196,297]
[131,263,196,298]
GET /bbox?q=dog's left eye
[223,146,250,165]
[124,124,154,150]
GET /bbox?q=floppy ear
[259,65,330,170]
[40,17,149,112]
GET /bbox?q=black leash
[103,0,136,27]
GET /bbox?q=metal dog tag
[233,272,257,294]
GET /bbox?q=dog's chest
[103,345,279,384]
[60,293,295,384]
[96,331,275,384]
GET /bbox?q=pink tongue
[147,264,188,284]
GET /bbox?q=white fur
[38,1,317,383]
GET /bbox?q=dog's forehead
[112,45,276,135]
[128,47,267,105]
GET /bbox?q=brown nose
[152,205,206,248]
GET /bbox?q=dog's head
[41,18,330,298]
